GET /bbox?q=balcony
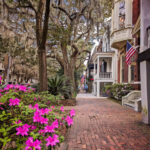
[99,72,112,79]
[110,27,133,49]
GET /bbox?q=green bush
[48,76,72,99]
[0,83,75,150]
[103,83,133,100]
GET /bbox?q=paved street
[61,94,150,150]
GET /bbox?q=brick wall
[133,0,140,25]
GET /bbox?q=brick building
[110,0,140,89]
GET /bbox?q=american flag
[126,41,136,65]
[81,75,85,84]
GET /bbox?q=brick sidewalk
[60,95,150,150]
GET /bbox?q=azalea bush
[0,76,75,150]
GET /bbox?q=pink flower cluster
[0,81,76,149]
[33,111,49,124]
[16,124,37,136]
[46,134,59,147]
[65,116,73,126]
[65,109,75,126]
[44,120,59,133]
[16,124,30,136]
[30,104,53,125]
[60,106,64,112]
[15,120,22,124]
[70,109,75,117]
[25,137,41,150]
[9,98,20,106]
[14,107,76,149]
[0,76,2,84]
[3,84,35,93]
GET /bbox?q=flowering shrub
[0,76,75,149]
[103,83,134,100]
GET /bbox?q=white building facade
[92,27,118,97]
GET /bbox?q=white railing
[99,72,112,79]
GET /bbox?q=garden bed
[58,99,76,106]
[0,81,75,150]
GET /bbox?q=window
[122,56,125,82]
[119,1,125,29]
[131,65,134,82]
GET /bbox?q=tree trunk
[61,43,77,93]
[36,0,51,91]
[64,63,76,92]
[38,49,48,91]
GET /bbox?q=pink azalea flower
[9,98,20,106]
[46,134,59,147]
[29,104,33,109]
[19,85,27,92]
[16,124,30,136]
[0,102,3,105]
[33,104,39,110]
[34,97,37,101]
[39,117,48,124]
[0,89,3,92]
[60,106,64,112]
[25,137,41,150]
[33,111,48,124]
[51,120,59,129]
[14,84,20,89]
[33,111,41,122]
[49,109,52,112]
[70,109,75,117]
[4,84,14,90]
[51,106,55,109]
[65,116,73,126]
[29,104,39,110]
[30,125,36,130]
[38,129,45,134]
[60,122,64,126]
[15,120,22,124]
[44,125,55,133]
[0,107,4,110]
[0,76,2,84]
[39,108,50,115]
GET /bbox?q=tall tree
[1,0,51,91]
[47,0,112,92]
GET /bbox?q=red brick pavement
[59,96,150,150]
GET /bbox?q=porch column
[111,57,114,80]
[94,82,96,96]
[140,61,150,124]
[140,0,150,124]
[97,82,100,97]
[97,57,100,78]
